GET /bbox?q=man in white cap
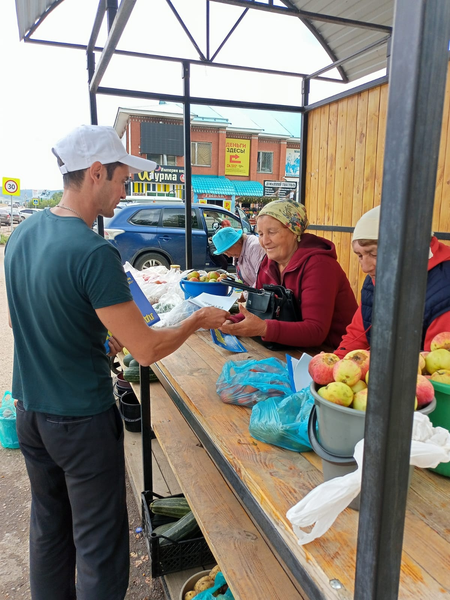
[335,204,450,357]
[4,125,228,600]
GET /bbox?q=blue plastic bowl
[179,278,232,299]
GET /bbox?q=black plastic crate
[141,491,215,578]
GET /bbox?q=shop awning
[191,176,236,195]
[232,181,264,197]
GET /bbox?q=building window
[191,142,212,167]
[257,151,273,173]
[146,154,177,166]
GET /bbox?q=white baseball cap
[52,124,157,175]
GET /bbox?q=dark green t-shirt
[4,209,133,416]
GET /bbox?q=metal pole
[298,78,309,204]
[182,61,193,269]
[106,0,118,30]
[140,365,153,492]
[355,1,450,599]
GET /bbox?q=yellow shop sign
[225,139,250,176]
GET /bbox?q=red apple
[430,332,450,351]
[308,353,340,385]
[416,374,435,408]
[344,349,370,378]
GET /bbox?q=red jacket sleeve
[334,305,370,358]
[423,312,450,350]
[263,255,348,347]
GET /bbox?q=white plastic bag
[286,412,450,546]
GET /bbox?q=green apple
[352,388,368,411]
[317,381,353,407]
[425,349,450,374]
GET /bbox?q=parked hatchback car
[0,208,9,226]
[104,202,253,270]
[19,208,41,219]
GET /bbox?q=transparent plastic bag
[286,412,450,545]
[0,391,20,449]
[216,357,292,408]
[249,386,314,452]
[153,299,201,328]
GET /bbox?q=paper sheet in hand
[189,292,237,311]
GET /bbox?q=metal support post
[354,1,450,599]
[140,365,153,492]
[298,78,310,204]
[182,61,193,269]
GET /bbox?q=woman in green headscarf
[222,199,357,349]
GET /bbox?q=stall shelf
[133,332,450,600]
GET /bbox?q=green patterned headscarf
[257,199,309,241]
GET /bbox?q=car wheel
[134,252,170,270]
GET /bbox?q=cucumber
[123,365,140,383]
[150,496,191,518]
[123,353,134,367]
[158,511,200,546]
[153,522,177,536]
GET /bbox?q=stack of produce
[308,338,439,411]
[122,352,158,383]
[150,497,201,546]
[184,565,229,600]
[421,332,450,385]
[184,270,228,283]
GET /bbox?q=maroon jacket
[244,233,357,348]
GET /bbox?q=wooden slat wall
[305,61,450,301]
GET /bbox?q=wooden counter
[146,331,450,599]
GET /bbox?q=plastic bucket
[119,391,141,433]
[308,382,436,509]
[429,380,450,477]
[309,382,365,456]
[115,373,132,399]
[179,278,232,299]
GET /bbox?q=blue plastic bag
[194,572,234,599]
[0,391,20,449]
[249,386,314,452]
[216,357,292,408]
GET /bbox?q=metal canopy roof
[15,0,394,85]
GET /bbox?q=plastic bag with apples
[286,411,450,545]
[216,357,292,408]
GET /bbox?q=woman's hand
[221,305,268,338]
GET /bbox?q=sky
[0,0,384,194]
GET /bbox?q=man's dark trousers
[16,401,129,600]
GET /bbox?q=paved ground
[0,244,164,600]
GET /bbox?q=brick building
[114,102,301,213]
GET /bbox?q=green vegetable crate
[141,491,215,577]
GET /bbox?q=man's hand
[221,305,267,337]
[195,307,229,330]
[107,335,124,357]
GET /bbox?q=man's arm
[96,301,228,366]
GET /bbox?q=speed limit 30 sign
[2,177,21,196]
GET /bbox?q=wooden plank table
[147,331,450,600]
